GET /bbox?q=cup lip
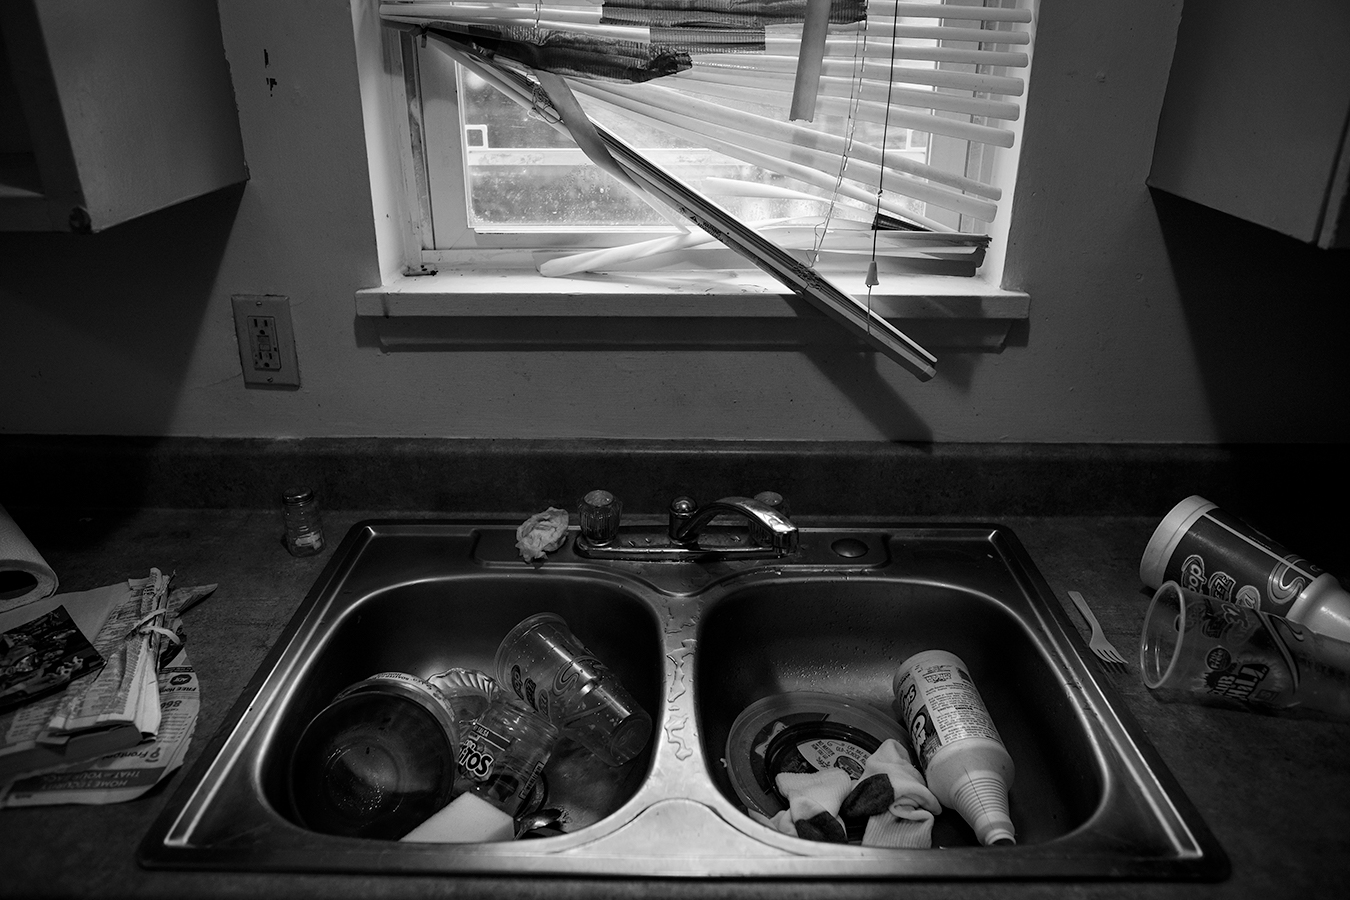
[502,612,568,646]
[1139,495,1215,588]
[333,672,460,751]
[1140,581,1187,689]
[288,684,459,835]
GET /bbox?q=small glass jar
[282,486,325,557]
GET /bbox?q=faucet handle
[667,496,698,545]
[753,491,788,513]
[579,489,622,545]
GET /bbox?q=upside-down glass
[495,613,652,766]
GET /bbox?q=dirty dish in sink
[725,691,908,838]
[288,672,460,839]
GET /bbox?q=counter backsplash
[2,436,1344,528]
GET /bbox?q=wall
[1,0,1346,443]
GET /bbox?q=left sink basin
[141,522,665,871]
[255,539,663,837]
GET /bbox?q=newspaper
[0,575,212,787]
[0,582,142,779]
[44,569,171,740]
[0,649,199,806]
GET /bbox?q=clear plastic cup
[455,695,559,818]
[494,613,652,767]
[1140,581,1350,720]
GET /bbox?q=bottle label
[1165,508,1323,615]
[457,721,545,805]
[895,657,1003,771]
[457,721,508,782]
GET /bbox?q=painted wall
[2,1,1346,442]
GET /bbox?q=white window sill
[355,270,1029,352]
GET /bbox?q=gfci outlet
[231,294,300,387]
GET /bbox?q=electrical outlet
[249,314,282,370]
[232,294,300,387]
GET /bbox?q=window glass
[395,1,1032,271]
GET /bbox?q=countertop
[2,507,1348,900]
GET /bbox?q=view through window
[453,62,932,232]
[389,0,1035,274]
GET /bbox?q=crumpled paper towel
[515,507,569,562]
[0,504,58,616]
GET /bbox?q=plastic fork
[1067,591,1129,668]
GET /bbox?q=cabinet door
[1148,0,1350,249]
[0,0,247,232]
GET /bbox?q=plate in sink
[725,691,908,828]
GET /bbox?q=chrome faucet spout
[668,496,799,553]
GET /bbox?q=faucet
[667,495,799,553]
[575,490,799,560]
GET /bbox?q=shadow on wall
[351,305,942,441]
[0,185,243,444]
[1151,189,1350,443]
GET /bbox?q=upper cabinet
[1148,0,1350,249]
[0,0,246,233]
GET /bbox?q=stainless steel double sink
[139,516,1227,880]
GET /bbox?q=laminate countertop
[2,507,1347,900]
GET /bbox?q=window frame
[352,2,1032,354]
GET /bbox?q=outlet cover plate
[232,294,300,388]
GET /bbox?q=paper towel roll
[0,504,58,615]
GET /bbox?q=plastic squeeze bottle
[892,650,1015,846]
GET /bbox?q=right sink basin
[697,579,1098,850]
[693,524,1227,879]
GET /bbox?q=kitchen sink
[139,516,1227,880]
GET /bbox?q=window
[356,1,1036,379]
